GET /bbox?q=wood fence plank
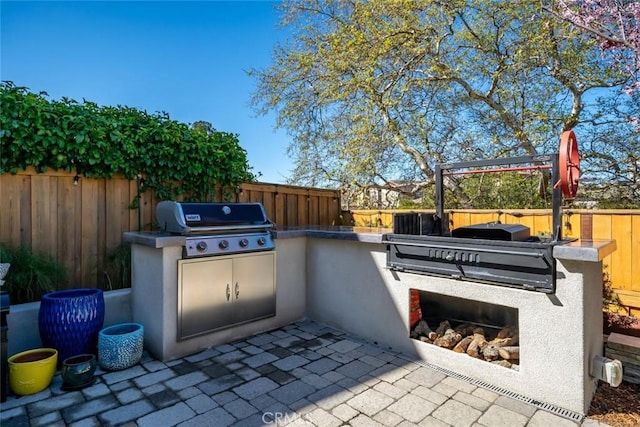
[611,215,632,292]
[129,180,139,232]
[56,176,80,285]
[298,195,307,225]
[30,175,52,256]
[81,179,99,288]
[262,191,275,225]
[96,178,107,288]
[593,214,614,278]
[275,193,285,228]
[286,194,298,226]
[0,174,23,246]
[633,215,640,294]
[308,196,319,225]
[565,213,581,240]
[19,175,32,247]
[319,197,328,225]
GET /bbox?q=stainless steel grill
[155,201,277,340]
[384,153,576,294]
[156,201,275,257]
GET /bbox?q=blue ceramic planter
[98,323,144,371]
[38,289,105,363]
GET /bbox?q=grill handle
[182,223,273,235]
[382,240,546,258]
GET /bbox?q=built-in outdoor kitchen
[123,134,618,419]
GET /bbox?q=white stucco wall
[6,288,132,356]
[305,238,603,415]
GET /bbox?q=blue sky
[0,0,294,183]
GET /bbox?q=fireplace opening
[409,289,520,370]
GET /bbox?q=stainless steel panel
[178,258,233,340]
[177,252,276,340]
[233,252,276,324]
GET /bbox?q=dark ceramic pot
[38,289,105,364]
[61,354,97,391]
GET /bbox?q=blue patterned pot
[98,323,144,371]
[38,289,105,364]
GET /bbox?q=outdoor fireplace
[409,290,520,369]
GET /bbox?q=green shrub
[0,243,68,304]
[0,81,256,201]
[101,243,131,291]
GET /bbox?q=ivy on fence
[0,81,255,201]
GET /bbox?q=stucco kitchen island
[125,226,615,417]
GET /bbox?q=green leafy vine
[0,81,255,201]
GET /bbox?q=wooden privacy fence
[351,209,640,316]
[0,168,342,289]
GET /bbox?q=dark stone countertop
[124,228,615,262]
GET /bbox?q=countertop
[123,228,616,262]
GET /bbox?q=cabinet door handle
[226,283,231,301]
[235,282,240,299]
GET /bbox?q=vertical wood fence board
[298,195,308,225]
[275,194,286,228]
[593,214,614,278]
[286,194,298,226]
[56,176,80,285]
[144,191,157,231]
[128,180,139,233]
[105,179,122,255]
[611,215,633,292]
[633,216,640,293]
[262,192,275,227]
[0,174,22,245]
[30,175,53,257]
[532,215,551,236]
[309,197,319,225]
[19,175,32,247]
[96,178,108,287]
[319,197,329,225]
[564,213,582,240]
[81,179,99,289]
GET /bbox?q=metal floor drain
[405,358,584,423]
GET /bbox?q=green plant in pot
[0,243,68,304]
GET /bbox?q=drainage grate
[402,357,584,423]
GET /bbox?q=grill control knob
[239,238,249,247]
[219,240,229,250]
[196,241,208,252]
[257,237,267,246]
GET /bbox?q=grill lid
[156,201,273,235]
[451,222,530,241]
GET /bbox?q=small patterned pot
[98,323,144,371]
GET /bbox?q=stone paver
[347,388,395,416]
[0,320,598,427]
[388,394,437,423]
[431,399,482,426]
[476,404,529,427]
[233,377,279,400]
